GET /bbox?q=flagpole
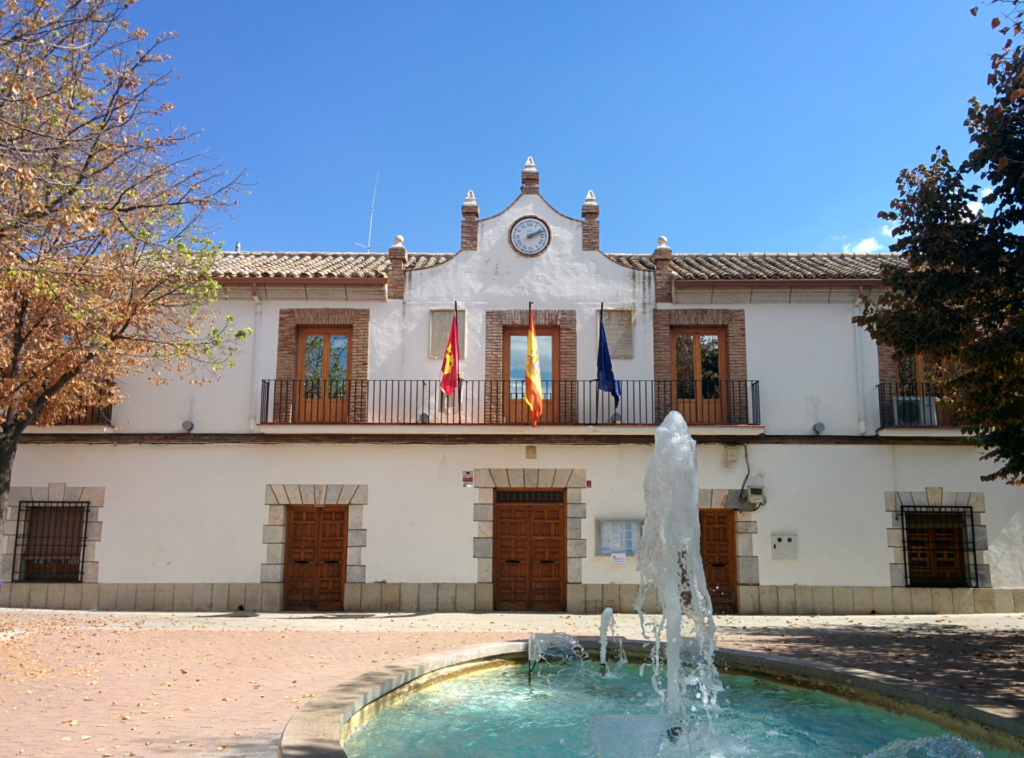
[454,301,460,417]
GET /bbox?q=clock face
[509,216,551,256]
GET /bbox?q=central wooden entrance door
[494,489,566,611]
[284,505,348,611]
[698,509,737,613]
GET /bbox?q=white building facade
[3,159,1023,616]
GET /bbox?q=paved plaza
[1,609,1023,757]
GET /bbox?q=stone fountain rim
[278,637,1024,758]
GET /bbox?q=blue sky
[129,1,997,255]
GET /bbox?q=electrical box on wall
[771,533,798,559]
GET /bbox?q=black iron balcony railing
[42,405,112,426]
[259,379,760,426]
[878,382,959,428]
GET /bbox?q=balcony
[878,383,959,428]
[31,405,113,426]
[259,379,761,427]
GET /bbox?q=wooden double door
[284,505,348,611]
[699,509,738,613]
[494,489,566,611]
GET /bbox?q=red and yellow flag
[524,308,543,426]
[439,311,460,396]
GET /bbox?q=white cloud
[842,237,886,254]
[968,188,994,217]
[882,224,893,237]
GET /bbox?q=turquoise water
[342,662,1018,758]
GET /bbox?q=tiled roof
[605,252,901,281]
[213,252,455,279]
[214,250,900,282]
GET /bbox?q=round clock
[509,216,551,256]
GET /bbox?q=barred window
[900,506,977,588]
[495,490,564,503]
[13,501,91,582]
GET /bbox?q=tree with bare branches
[0,0,247,502]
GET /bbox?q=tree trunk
[0,421,28,515]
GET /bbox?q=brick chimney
[652,236,673,303]
[521,156,539,194]
[582,190,599,251]
[461,190,479,251]
[388,235,408,300]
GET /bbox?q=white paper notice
[611,553,626,564]
[600,522,626,554]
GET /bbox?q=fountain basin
[278,638,1024,758]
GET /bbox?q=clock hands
[526,228,546,239]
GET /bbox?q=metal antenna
[354,172,382,251]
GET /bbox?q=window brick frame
[653,309,747,421]
[484,309,577,424]
[276,308,370,423]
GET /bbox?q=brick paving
[2,609,1022,757]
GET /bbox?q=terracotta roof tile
[213,252,455,279]
[215,250,900,282]
[605,252,901,281]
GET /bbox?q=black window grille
[899,505,977,588]
[495,490,565,504]
[13,501,91,582]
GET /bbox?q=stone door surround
[473,468,586,612]
[261,483,368,613]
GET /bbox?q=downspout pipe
[248,282,263,433]
[854,287,867,435]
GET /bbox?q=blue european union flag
[597,314,620,407]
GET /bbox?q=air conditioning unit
[891,395,937,426]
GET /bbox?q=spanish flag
[440,309,460,396]
[524,305,543,426]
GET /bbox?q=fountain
[528,631,586,682]
[634,411,721,718]
[588,411,722,754]
[287,412,1022,758]
[598,606,615,675]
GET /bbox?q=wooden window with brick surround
[276,309,369,423]
[673,327,729,424]
[876,343,898,383]
[503,327,560,424]
[485,309,576,424]
[654,309,746,422]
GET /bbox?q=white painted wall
[11,440,1022,588]
[18,184,1019,599]
[81,188,896,439]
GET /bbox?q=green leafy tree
[856,39,1024,484]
